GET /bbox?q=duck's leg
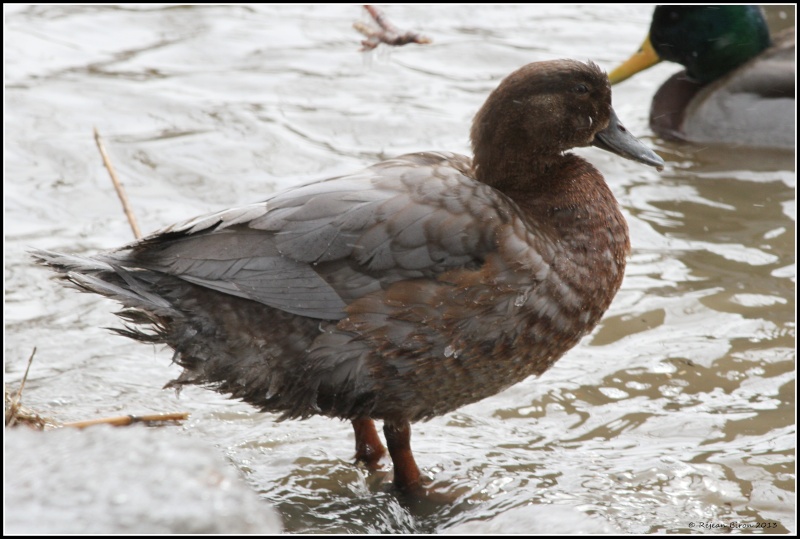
[352,418,386,468]
[383,420,422,493]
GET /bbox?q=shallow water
[5,4,795,534]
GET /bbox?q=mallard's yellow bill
[609,34,662,85]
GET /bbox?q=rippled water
[5,5,795,534]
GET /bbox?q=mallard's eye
[572,83,589,94]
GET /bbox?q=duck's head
[609,6,772,85]
[471,59,663,184]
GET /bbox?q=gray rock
[4,426,282,534]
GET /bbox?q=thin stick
[14,347,37,404]
[93,127,142,239]
[7,347,38,428]
[354,5,432,51]
[63,412,190,429]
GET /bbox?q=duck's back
[128,151,502,316]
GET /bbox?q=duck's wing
[110,152,508,320]
[682,28,795,149]
[729,27,795,98]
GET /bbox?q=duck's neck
[474,141,546,184]
[474,150,596,208]
[476,151,629,254]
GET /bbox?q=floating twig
[94,127,142,239]
[354,5,432,51]
[63,412,190,429]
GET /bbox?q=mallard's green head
[610,6,772,85]
[651,6,771,83]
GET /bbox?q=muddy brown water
[5,5,795,534]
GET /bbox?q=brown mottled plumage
[33,59,663,494]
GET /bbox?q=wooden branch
[5,348,38,428]
[63,412,190,429]
[15,348,36,404]
[93,127,142,239]
[354,5,432,51]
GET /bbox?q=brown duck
[34,59,663,494]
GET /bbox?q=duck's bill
[608,34,661,85]
[593,109,664,171]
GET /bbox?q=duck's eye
[572,83,589,94]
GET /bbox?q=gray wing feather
[119,152,506,320]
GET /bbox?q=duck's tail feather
[31,249,179,321]
[30,248,360,420]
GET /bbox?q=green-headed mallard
[610,6,795,150]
